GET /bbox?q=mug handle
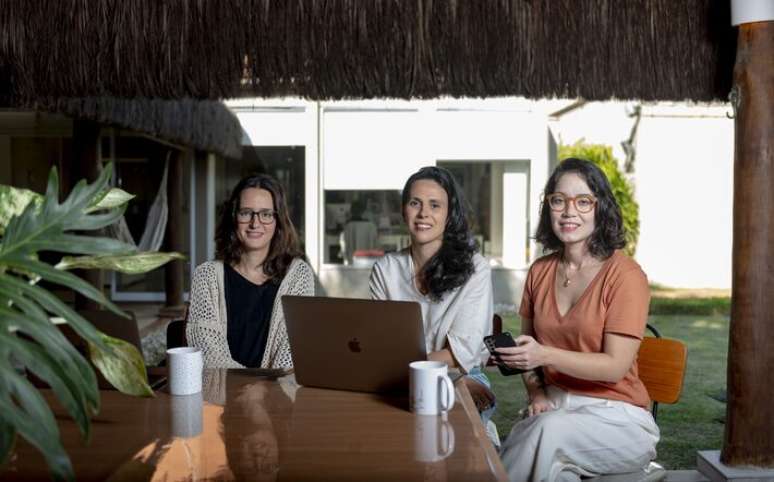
[439,374,456,413]
[438,419,456,457]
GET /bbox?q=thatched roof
[37,97,243,159]
[0,1,735,103]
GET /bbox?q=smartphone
[483,331,525,376]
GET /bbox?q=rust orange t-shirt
[519,249,651,408]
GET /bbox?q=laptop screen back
[282,296,427,393]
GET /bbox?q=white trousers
[499,386,660,482]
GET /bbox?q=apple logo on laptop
[348,338,362,353]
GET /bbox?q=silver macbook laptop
[282,295,427,393]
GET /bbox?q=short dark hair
[535,158,625,258]
[215,173,304,281]
[401,166,477,301]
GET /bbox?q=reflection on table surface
[3,369,506,481]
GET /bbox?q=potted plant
[0,163,184,481]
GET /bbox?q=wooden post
[71,119,103,311]
[164,149,185,311]
[722,21,774,467]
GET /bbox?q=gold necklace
[561,259,574,287]
[561,257,597,287]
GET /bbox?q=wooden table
[3,369,507,481]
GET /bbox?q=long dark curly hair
[535,158,625,258]
[215,173,303,282]
[402,166,477,301]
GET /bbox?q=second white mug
[409,360,456,415]
[167,347,203,396]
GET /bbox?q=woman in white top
[187,173,314,369]
[369,166,496,424]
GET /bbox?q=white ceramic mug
[409,360,456,415]
[167,347,203,396]
[413,414,456,462]
[170,391,203,438]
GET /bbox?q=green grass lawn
[488,310,729,469]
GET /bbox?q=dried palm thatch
[38,97,243,159]
[0,0,735,103]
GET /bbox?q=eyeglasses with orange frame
[545,193,597,214]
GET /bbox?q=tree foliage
[559,141,640,256]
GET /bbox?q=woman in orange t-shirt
[498,158,659,482]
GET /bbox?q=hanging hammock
[107,156,169,252]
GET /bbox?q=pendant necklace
[562,259,573,287]
[561,258,581,287]
[561,257,599,287]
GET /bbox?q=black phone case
[484,332,525,376]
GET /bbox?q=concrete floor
[665,471,710,482]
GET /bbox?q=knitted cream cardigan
[186,258,315,369]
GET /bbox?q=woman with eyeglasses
[498,158,658,481]
[187,173,314,369]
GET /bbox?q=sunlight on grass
[690,319,725,330]
[488,310,729,470]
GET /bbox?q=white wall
[635,107,733,289]
[229,97,554,305]
[551,102,734,289]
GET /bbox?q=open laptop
[282,295,427,393]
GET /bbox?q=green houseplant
[0,163,183,481]
[559,141,640,256]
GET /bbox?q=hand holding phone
[483,332,526,376]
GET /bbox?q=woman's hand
[525,390,554,417]
[496,335,548,371]
[463,377,496,412]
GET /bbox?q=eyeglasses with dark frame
[236,208,277,225]
[545,193,597,214]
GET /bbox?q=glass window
[438,160,530,268]
[438,162,491,257]
[216,146,306,251]
[323,190,405,266]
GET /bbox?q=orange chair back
[638,336,687,405]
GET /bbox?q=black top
[224,264,279,368]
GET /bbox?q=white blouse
[369,249,493,373]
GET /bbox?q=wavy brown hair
[215,174,304,282]
[535,158,626,258]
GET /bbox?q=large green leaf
[0,182,133,235]
[0,164,131,259]
[0,185,42,237]
[0,291,99,416]
[0,332,92,440]
[56,252,187,274]
[0,367,73,481]
[86,187,134,213]
[1,274,111,354]
[24,234,135,256]
[88,334,154,397]
[68,204,127,232]
[0,418,15,468]
[3,256,127,318]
